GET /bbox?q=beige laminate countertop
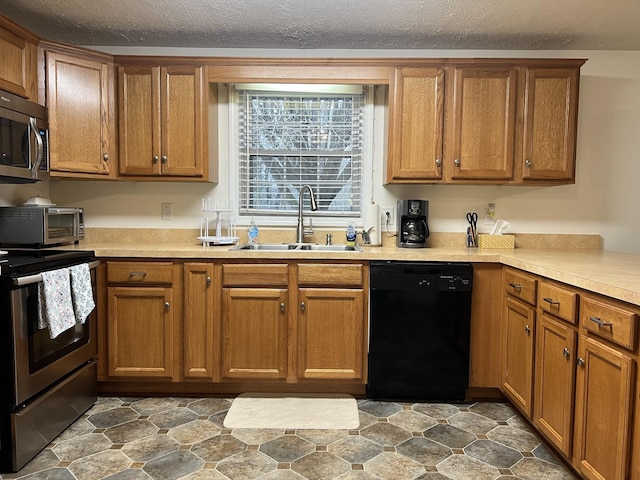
[69,242,640,307]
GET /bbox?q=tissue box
[477,234,515,249]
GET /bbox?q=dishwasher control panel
[370,261,473,292]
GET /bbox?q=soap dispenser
[248,217,259,244]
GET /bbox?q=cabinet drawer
[581,296,638,350]
[297,263,363,287]
[106,261,174,284]
[538,282,578,324]
[222,263,288,287]
[504,268,537,306]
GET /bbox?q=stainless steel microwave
[0,89,49,183]
[0,206,84,247]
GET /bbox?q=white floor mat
[223,392,360,429]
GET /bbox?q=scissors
[466,212,478,247]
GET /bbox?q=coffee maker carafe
[397,200,429,248]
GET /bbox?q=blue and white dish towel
[70,263,96,324]
[38,263,95,339]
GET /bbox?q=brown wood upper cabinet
[118,65,208,179]
[386,59,585,185]
[446,66,517,182]
[0,16,38,100]
[386,67,445,182]
[518,68,579,183]
[45,46,116,178]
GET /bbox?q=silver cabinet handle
[206,276,211,285]
[589,316,613,327]
[525,159,532,168]
[508,282,522,292]
[161,155,168,164]
[153,155,159,164]
[300,302,305,312]
[577,357,585,367]
[525,325,531,334]
[543,297,560,306]
[164,302,170,310]
[454,158,461,167]
[280,302,285,312]
[563,347,570,359]
[129,271,148,277]
[435,158,442,167]
[103,153,110,162]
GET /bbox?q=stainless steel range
[0,249,98,472]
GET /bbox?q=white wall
[2,49,639,254]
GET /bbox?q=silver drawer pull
[543,297,560,306]
[164,302,170,310]
[280,302,285,312]
[508,282,522,292]
[563,347,570,359]
[525,325,531,334]
[589,316,613,327]
[129,271,148,277]
[577,357,585,367]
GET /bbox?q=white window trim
[226,84,376,229]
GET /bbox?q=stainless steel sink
[229,243,363,252]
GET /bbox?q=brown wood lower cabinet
[533,311,577,456]
[107,286,175,378]
[502,294,536,417]
[503,272,640,480]
[298,288,364,380]
[221,287,288,380]
[183,262,215,380]
[573,336,635,480]
[104,261,178,380]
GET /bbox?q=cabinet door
[573,335,635,480]
[47,51,114,176]
[447,67,517,181]
[160,66,205,177]
[298,288,364,381]
[520,68,579,182]
[533,312,577,456]
[183,263,216,380]
[221,288,288,379]
[387,67,444,183]
[0,21,37,99]
[118,65,161,176]
[107,286,174,378]
[502,295,535,417]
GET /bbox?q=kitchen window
[232,84,372,220]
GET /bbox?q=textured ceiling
[2,0,640,50]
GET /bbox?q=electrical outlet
[161,202,172,220]
[381,205,395,230]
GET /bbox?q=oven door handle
[13,260,100,286]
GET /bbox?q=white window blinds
[236,85,365,217]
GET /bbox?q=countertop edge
[66,243,640,306]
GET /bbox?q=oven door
[10,261,98,406]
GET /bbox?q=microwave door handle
[29,117,44,178]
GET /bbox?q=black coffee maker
[397,199,429,248]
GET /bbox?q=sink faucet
[296,184,318,243]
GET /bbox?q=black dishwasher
[367,261,473,401]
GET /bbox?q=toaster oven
[0,206,84,247]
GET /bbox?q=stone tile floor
[2,397,577,480]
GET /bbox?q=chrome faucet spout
[296,185,318,243]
